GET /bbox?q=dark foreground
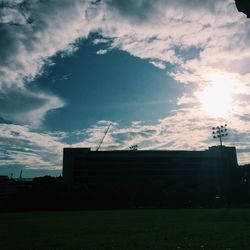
[1,209,250,250]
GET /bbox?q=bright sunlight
[195,74,234,117]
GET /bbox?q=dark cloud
[0,89,47,114]
[0,88,63,125]
[237,148,250,153]
[236,115,250,122]
[113,129,156,144]
[104,0,218,23]
[105,0,158,22]
[0,25,19,65]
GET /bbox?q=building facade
[63,146,240,208]
[63,146,238,185]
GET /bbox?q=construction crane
[96,122,112,151]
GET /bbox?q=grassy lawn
[1,209,250,250]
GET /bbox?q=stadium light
[129,145,138,151]
[212,124,228,147]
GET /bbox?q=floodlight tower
[212,124,228,147]
[212,124,230,208]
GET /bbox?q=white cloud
[149,60,166,69]
[0,124,67,169]
[96,49,108,55]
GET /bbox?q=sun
[195,74,234,117]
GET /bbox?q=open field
[1,209,250,250]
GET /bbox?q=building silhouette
[63,146,240,208]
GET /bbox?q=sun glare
[196,74,234,117]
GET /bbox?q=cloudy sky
[1,0,250,177]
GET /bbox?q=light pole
[212,124,229,208]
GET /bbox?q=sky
[1,0,250,177]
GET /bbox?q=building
[0,176,34,211]
[63,146,238,185]
[0,176,16,210]
[63,146,240,208]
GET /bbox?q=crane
[96,122,112,151]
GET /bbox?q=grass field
[1,209,250,250]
